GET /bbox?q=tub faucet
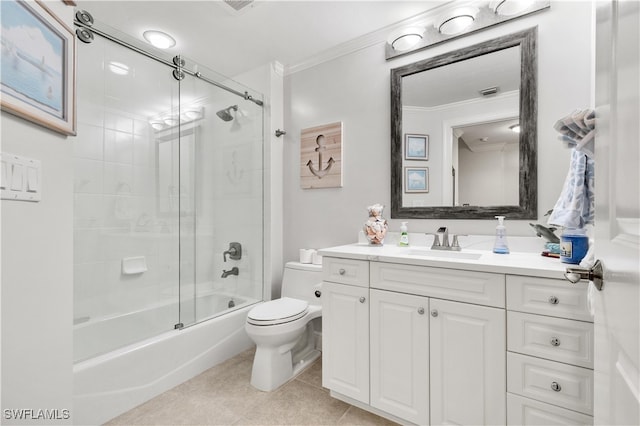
[221,267,239,278]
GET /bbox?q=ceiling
[75,1,449,78]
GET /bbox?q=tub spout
[221,267,239,278]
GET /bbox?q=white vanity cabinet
[322,256,506,425]
[505,275,594,425]
[321,258,370,404]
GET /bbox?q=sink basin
[408,249,483,260]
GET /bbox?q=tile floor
[106,348,398,425]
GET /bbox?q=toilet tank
[281,261,323,304]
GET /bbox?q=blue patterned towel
[548,109,596,228]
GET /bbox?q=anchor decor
[300,122,343,189]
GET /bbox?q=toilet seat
[247,297,309,326]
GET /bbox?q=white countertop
[318,242,570,279]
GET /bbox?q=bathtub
[73,294,259,425]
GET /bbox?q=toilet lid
[247,297,308,325]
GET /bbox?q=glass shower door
[177,60,264,326]
[73,26,181,362]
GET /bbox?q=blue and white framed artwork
[404,133,429,160]
[405,167,429,193]
[1,0,76,135]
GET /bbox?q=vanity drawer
[507,275,591,321]
[507,393,593,425]
[508,311,594,368]
[322,257,369,287]
[370,262,505,308]
[507,352,593,415]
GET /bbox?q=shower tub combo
[72,10,266,425]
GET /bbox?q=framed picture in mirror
[404,134,429,160]
[405,167,429,193]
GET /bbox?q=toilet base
[249,321,321,392]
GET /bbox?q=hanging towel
[548,109,596,228]
[553,109,596,158]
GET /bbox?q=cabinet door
[430,298,506,425]
[321,281,369,404]
[370,289,429,425]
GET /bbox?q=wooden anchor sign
[300,122,343,189]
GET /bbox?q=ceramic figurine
[363,203,388,245]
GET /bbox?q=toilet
[245,261,323,391]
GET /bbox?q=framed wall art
[404,133,429,160]
[405,167,429,193]
[1,0,77,135]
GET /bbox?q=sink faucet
[221,267,239,278]
[427,227,465,251]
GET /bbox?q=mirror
[391,28,537,219]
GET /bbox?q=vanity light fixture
[492,0,535,16]
[143,30,176,49]
[436,7,478,35]
[509,124,521,133]
[150,106,204,132]
[389,27,425,52]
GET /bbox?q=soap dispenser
[399,222,409,246]
[493,216,510,254]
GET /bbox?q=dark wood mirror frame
[390,27,538,219]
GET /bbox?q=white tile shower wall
[73,102,178,321]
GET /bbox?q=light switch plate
[1,153,41,202]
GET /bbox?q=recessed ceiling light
[143,30,176,49]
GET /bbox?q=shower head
[216,105,238,122]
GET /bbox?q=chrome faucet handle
[451,234,467,250]
[425,233,441,248]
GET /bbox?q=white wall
[284,1,594,262]
[1,2,74,423]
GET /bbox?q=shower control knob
[314,290,321,298]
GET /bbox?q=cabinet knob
[551,381,562,392]
[549,296,559,305]
[418,307,425,315]
[359,296,366,303]
[431,309,438,317]
[338,268,346,275]
[550,337,561,347]
[314,290,322,298]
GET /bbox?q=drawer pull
[548,296,559,305]
[338,268,346,275]
[431,309,438,317]
[359,297,366,303]
[418,307,425,315]
[550,337,561,347]
[551,381,562,392]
